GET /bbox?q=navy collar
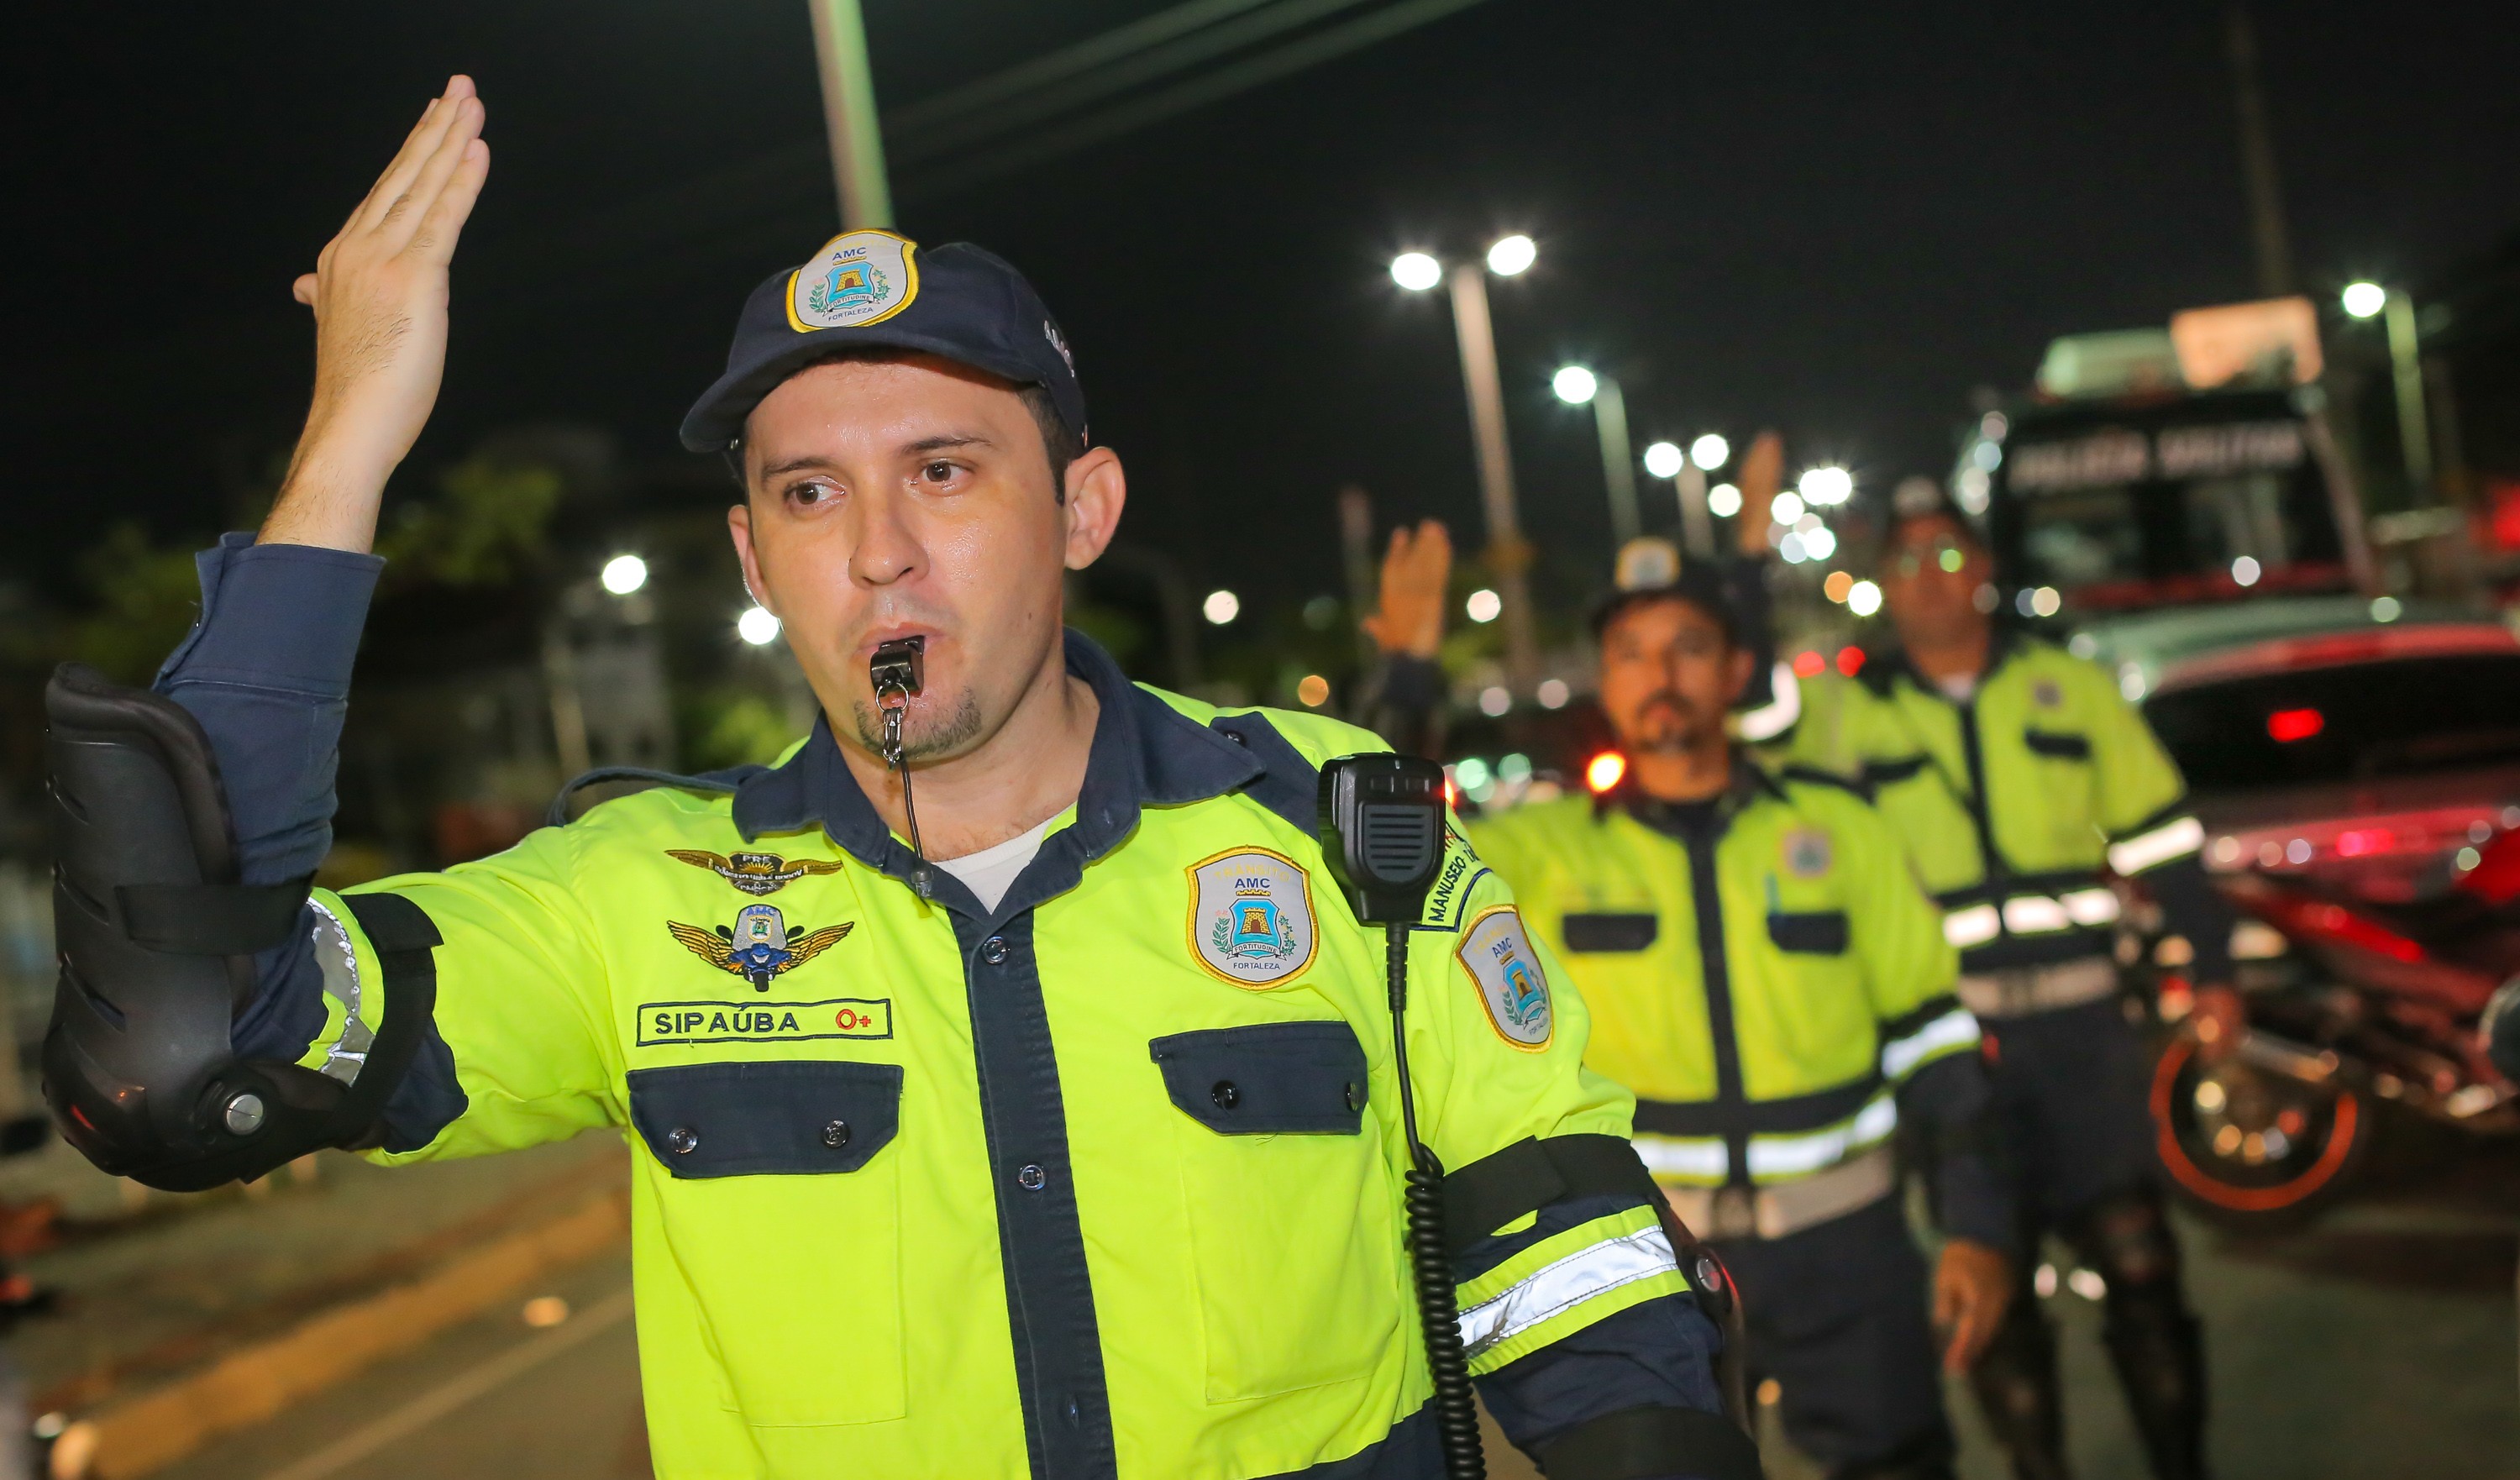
[1874,624,2024,703]
[730,629,1263,920]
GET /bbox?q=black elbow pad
[44,664,356,1190]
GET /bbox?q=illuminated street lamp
[1554,364,1641,547]
[1642,441,1684,479]
[600,554,648,596]
[2340,279,2434,499]
[1390,236,1546,696]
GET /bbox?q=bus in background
[1956,296,2378,621]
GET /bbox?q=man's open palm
[266,76,491,550]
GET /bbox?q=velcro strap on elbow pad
[1535,1404,1764,1480]
[1444,1132,1662,1257]
[119,879,312,954]
[332,893,444,1146]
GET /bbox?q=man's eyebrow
[756,433,997,481]
[903,433,995,454]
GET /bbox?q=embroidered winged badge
[668,903,854,992]
[665,849,847,896]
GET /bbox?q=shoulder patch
[1417,826,1488,931]
[1457,906,1553,1051]
[1188,848,1319,988]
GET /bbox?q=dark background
[6,0,2514,606]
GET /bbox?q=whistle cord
[880,704,932,900]
[1387,925,1486,1480]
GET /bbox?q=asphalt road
[151,1127,2518,1480]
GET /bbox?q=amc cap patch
[786,229,919,331]
[1458,906,1553,1050]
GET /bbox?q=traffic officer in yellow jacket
[41,79,1763,1480]
[1788,483,2239,1480]
[1467,543,2016,1480]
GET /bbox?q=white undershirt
[1935,673,1978,703]
[932,815,1058,912]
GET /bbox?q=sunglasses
[1890,541,1969,579]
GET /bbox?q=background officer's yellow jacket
[1788,635,2210,975]
[1468,764,1982,1212]
[286,638,1689,1480]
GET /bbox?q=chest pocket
[2023,729,2092,760]
[628,1061,905,1426]
[1768,910,1851,954]
[1151,1022,1367,1133]
[1150,1020,1400,1401]
[1562,911,1660,953]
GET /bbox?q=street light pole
[806,0,894,228]
[1589,375,1641,548]
[2382,287,2434,499]
[1445,262,1541,695]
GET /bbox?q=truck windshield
[2145,653,2520,793]
[1991,407,2346,608]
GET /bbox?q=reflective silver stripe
[1743,1089,1899,1178]
[307,898,373,1085]
[1942,902,2001,947]
[2060,887,2121,926]
[1665,1142,1898,1241]
[1881,1006,1981,1079]
[2003,895,2073,934]
[2108,816,2206,875]
[1632,1134,1728,1183]
[1457,1225,1679,1360]
[1956,957,2119,1019]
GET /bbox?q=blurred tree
[377,454,560,587]
[680,689,796,771]
[66,526,207,684]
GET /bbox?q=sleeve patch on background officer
[665,848,846,895]
[668,904,854,992]
[1188,848,1319,987]
[785,228,920,330]
[1457,907,1553,1051]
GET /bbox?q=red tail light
[2267,707,2324,743]
[1791,650,1825,678]
[1835,648,1865,676]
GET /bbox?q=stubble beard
[848,689,986,763]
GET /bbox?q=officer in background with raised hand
[1461,543,2016,1480]
[1789,481,2236,1480]
[42,77,1764,1480]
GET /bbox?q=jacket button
[1344,1081,1365,1112]
[1210,1080,1239,1110]
[981,936,1009,965]
[1017,1162,1047,1191]
[665,1126,700,1155]
[822,1120,850,1149]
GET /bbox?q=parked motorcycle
[2146,820,2520,1222]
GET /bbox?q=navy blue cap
[680,231,1087,453]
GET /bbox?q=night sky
[8,1,2513,611]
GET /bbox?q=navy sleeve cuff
[157,533,383,698]
[1476,1295,1727,1456]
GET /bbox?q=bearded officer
[1788,483,2235,1480]
[1467,543,2015,1480]
[41,78,1765,1480]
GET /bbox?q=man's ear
[727,498,773,613]
[1060,446,1126,571]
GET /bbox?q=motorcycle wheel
[2150,1034,2370,1223]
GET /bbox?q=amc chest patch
[1782,828,1834,879]
[1187,848,1318,988]
[668,903,853,992]
[1458,907,1552,1051]
[637,998,892,1047]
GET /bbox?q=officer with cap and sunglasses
[40,77,1767,1480]
[1788,477,2238,1480]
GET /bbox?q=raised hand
[1735,430,1784,557]
[263,76,491,552]
[1361,520,1453,659]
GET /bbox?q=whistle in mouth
[870,636,925,704]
